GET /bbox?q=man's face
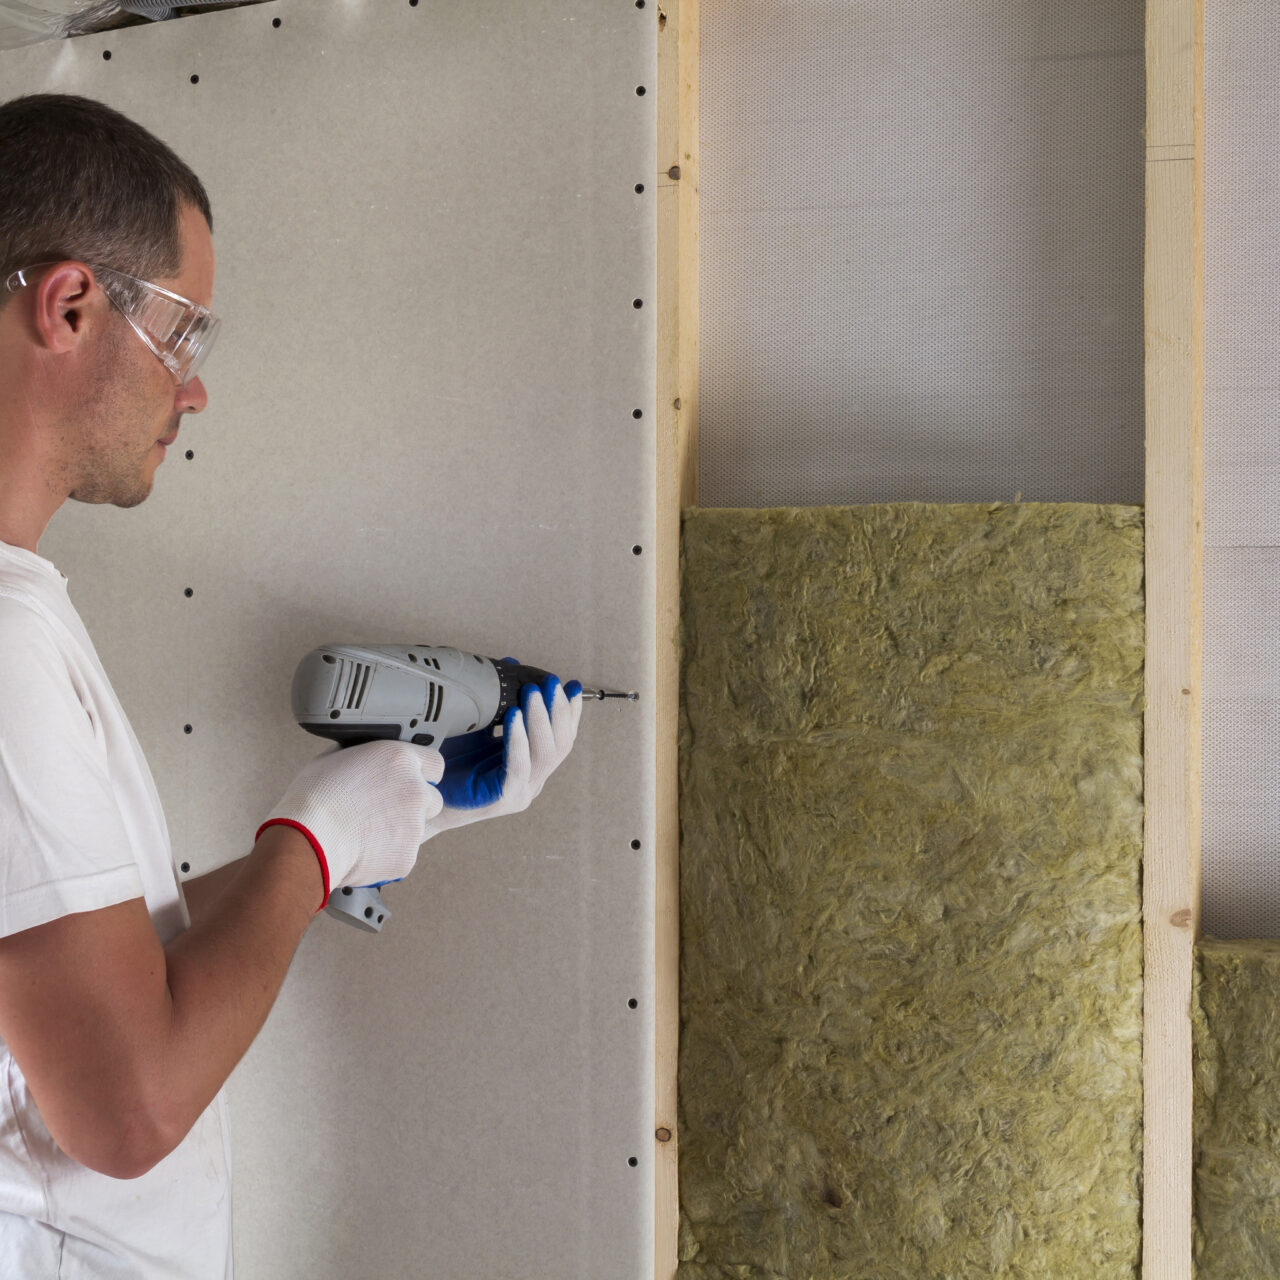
[67,201,214,508]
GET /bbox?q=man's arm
[0,824,318,1180]
[0,686,578,1183]
[181,856,249,926]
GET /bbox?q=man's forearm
[156,826,321,1147]
[181,854,250,926]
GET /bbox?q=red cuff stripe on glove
[256,818,331,912]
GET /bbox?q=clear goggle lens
[96,266,219,387]
[4,261,219,387]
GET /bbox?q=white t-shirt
[0,541,233,1279]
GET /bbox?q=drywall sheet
[1,4,657,1277]
[696,1,1145,508]
[1201,4,1280,939]
[1193,939,1280,1275]
[679,504,1144,1278]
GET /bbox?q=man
[0,93,580,1276]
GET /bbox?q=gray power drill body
[293,643,557,752]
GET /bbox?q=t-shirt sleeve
[0,599,142,937]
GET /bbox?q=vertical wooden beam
[657,0,700,515]
[655,1,698,1277]
[1143,0,1204,1274]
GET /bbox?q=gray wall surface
[697,0,1145,507]
[1,2,657,1275]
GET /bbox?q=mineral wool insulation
[1194,939,1280,1277]
[678,504,1145,1279]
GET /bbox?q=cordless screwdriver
[291,643,633,931]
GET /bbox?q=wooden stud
[656,0,698,1276]
[1143,0,1204,1275]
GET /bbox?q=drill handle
[325,884,390,933]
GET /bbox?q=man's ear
[30,263,103,355]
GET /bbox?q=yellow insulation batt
[1194,939,1280,1277]
[678,503,1144,1279]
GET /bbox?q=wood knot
[655,1127,673,1144]
[1170,908,1192,928]
[668,165,682,180]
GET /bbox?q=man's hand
[429,674,583,833]
[258,739,445,908]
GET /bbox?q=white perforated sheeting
[1201,6,1280,940]
[697,0,1145,508]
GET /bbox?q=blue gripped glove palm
[430,669,583,832]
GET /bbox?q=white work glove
[428,673,583,833]
[257,740,445,910]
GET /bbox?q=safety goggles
[4,261,219,387]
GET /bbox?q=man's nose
[176,375,208,414]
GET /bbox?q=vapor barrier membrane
[678,504,1145,1279]
[1194,940,1280,1276]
